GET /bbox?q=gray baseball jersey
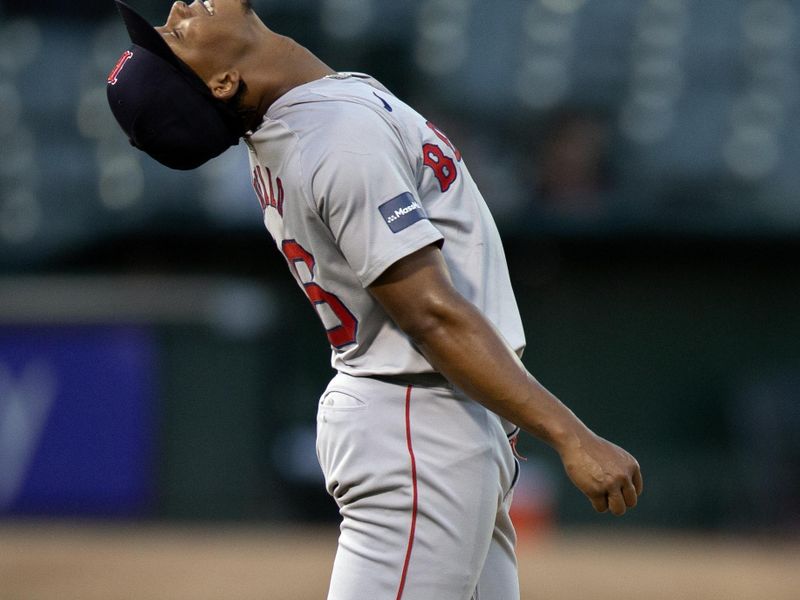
[246,73,524,600]
[244,73,525,375]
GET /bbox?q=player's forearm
[369,245,591,451]
[404,296,590,452]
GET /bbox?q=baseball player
[106,2,643,599]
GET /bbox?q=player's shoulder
[248,74,417,182]
[258,74,408,148]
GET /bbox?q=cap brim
[115,0,194,76]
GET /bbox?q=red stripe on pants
[396,385,418,600]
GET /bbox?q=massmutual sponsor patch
[379,192,426,233]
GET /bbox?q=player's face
[155,0,253,84]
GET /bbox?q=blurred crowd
[3,0,800,266]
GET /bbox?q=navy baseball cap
[107,0,242,170]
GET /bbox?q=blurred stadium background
[1,0,798,598]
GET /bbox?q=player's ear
[210,70,241,101]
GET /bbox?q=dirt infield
[1,522,798,600]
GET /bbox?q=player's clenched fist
[557,431,643,516]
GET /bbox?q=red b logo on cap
[107,50,134,85]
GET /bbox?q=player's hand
[557,431,643,516]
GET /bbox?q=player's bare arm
[369,244,643,516]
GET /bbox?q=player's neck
[242,34,335,130]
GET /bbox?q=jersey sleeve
[308,108,444,287]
